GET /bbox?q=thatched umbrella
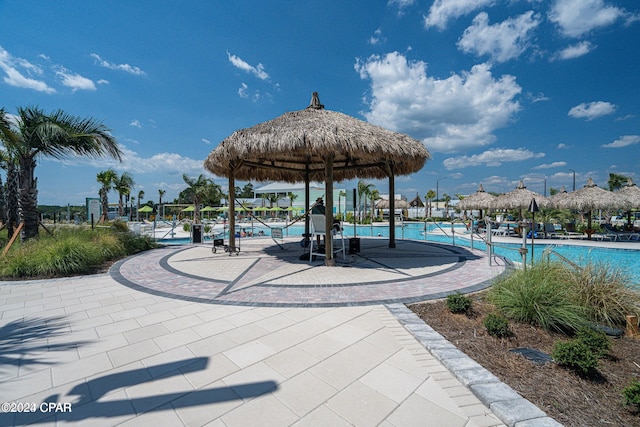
[376,199,411,219]
[491,180,551,219]
[204,92,430,265]
[616,178,640,228]
[375,199,411,209]
[457,184,496,218]
[554,177,630,238]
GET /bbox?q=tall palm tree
[182,174,213,223]
[2,107,121,240]
[97,169,117,222]
[0,111,21,236]
[113,172,134,217]
[426,189,436,218]
[608,173,628,191]
[442,193,451,219]
[158,189,166,219]
[136,190,145,221]
[287,191,298,219]
[370,189,380,222]
[357,180,373,223]
[338,190,346,220]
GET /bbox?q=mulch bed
[409,295,640,426]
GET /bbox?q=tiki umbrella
[554,178,630,239]
[492,180,551,219]
[457,184,496,218]
[616,178,640,228]
[204,92,430,265]
[375,199,411,209]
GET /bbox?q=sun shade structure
[553,177,630,239]
[204,92,430,265]
[492,180,551,219]
[457,184,496,218]
[617,178,640,228]
[375,199,411,209]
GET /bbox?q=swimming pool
[158,222,639,286]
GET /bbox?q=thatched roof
[553,178,629,211]
[492,180,551,210]
[376,199,411,209]
[204,94,430,182]
[617,178,640,208]
[457,184,496,210]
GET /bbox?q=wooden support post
[626,315,639,338]
[2,222,24,257]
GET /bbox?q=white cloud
[90,53,145,75]
[528,92,550,102]
[549,0,626,38]
[202,138,211,145]
[424,0,495,30]
[227,51,269,80]
[55,68,96,91]
[369,28,386,45]
[443,148,544,169]
[602,135,640,148]
[568,101,616,120]
[238,82,248,98]
[457,12,540,63]
[556,41,595,59]
[534,161,567,169]
[0,46,55,93]
[355,52,521,153]
[557,143,572,149]
[49,145,205,176]
[97,79,109,85]
[130,120,142,128]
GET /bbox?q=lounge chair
[563,223,585,239]
[309,214,345,262]
[602,224,640,241]
[543,223,566,239]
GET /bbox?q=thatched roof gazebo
[204,92,430,265]
[617,178,640,229]
[553,177,630,238]
[375,199,411,210]
[492,180,551,219]
[457,184,496,218]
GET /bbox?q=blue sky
[1,0,639,206]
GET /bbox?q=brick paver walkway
[111,237,510,307]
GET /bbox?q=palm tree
[442,193,451,219]
[357,180,373,223]
[158,189,166,219]
[338,190,346,220]
[113,172,134,217]
[97,169,117,222]
[370,189,380,222]
[426,189,436,218]
[1,107,121,240]
[0,147,20,237]
[608,173,628,191]
[136,190,145,221]
[182,174,213,223]
[287,191,298,219]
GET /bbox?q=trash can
[349,237,360,254]
[192,224,203,243]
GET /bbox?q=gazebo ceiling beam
[241,159,389,174]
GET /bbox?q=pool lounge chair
[602,224,640,241]
[563,223,586,239]
[543,223,566,239]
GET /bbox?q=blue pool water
[159,222,639,285]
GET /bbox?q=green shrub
[0,226,157,278]
[446,293,472,314]
[183,223,191,232]
[111,220,129,232]
[483,313,511,338]
[489,262,586,333]
[552,340,598,374]
[576,327,610,358]
[622,379,640,408]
